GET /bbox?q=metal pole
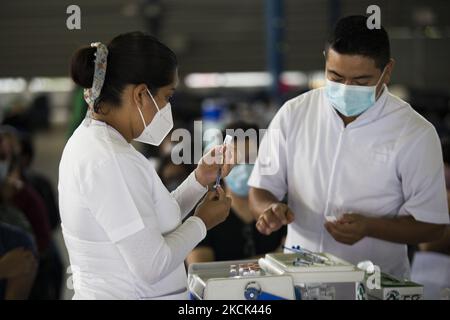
[265,0,284,104]
[329,0,341,29]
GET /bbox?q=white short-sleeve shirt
[248,86,449,278]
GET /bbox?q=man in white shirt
[248,15,449,279]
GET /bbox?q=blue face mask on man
[224,164,254,197]
[325,67,386,117]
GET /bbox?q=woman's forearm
[171,171,207,219]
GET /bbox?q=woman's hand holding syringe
[195,134,235,189]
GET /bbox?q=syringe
[283,245,329,264]
[213,134,233,189]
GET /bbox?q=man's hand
[324,213,370,245]
[256,203,295,235]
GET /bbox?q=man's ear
[384,58,395,85]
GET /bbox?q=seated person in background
[186,122,286,265]
[0,148,33,237]
[0,126,51,253]
[0,204,34,242]
[0,126,63,299]
[0,222,38,300]
[411,137,450,299]
[17,132,60,231]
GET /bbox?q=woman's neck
[92,108,133,142]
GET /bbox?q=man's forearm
[419,227,450,255]
[249,187,279,219]
[366,215,447,244]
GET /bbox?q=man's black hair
[325,15,391,70]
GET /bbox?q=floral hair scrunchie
[83,42,108,112]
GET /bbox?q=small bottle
[238,264,245,276]
[229,265,237,277]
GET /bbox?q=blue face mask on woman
[225,164,254,197]
[325,67,386,117]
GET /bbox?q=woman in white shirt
[59,32,232,299]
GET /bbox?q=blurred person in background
[27,94,51,132]
[0,160,34,237]
[2,94,51,134]
[158,154,195,193]
[0,126,63,299]
[411,137,450,299]
[0,128,38,300]
[0,126,51,254]
[0,222,38,299]
[2,98,30,133]
[17,132,64,299]
[187,122,286,265]
[0,135,38,300]
[17,132,60,230]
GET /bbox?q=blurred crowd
[0,93,62,299]
[0,82,449,299]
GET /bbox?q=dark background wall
[1,0,449,92]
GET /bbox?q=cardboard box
[359,272,423,300]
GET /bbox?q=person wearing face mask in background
[0,128,38,300]
[410,137,450,299]
[0,127,51,255]
[186,122,286,265]
[0,127,63,300]
[248,15,449,290]
[59,32,234,300]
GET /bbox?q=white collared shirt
[249,86,449,278]
[59,118,207,299]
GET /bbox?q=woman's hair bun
[70,46,97,88]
